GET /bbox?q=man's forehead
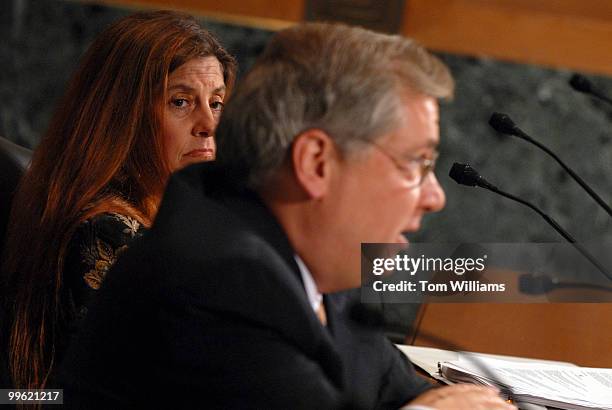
[400,93,439,121]
[381,95,440,150]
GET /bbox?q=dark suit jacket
[57,162,431,409]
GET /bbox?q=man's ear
[290,129,337,199]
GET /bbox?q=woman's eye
[171,98,188,108]
[210,101,224,111]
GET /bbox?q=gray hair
[215,22,454,189]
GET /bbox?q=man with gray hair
[60,23,516,409]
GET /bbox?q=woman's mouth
[184,148,215,159]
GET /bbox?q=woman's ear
[290,129,337,199]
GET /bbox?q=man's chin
[395,234,409,244]
[394,235,410,252]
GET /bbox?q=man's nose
[419,172,446,213]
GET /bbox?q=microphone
[569,73,612,106]
[519,274,612,295]
[488,112,612,218]
[449,162,612,282]
[448,163,497,190]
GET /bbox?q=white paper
[440,357,612,410]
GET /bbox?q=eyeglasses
[366,140,439,188]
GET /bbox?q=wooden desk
[408,303,612,368]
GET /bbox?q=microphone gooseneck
[449,163,612,282]
[488,112,612,218]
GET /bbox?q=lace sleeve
[64,213,145,323]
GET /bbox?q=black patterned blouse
[63,212,146,330]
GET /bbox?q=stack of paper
[439,356,612,410]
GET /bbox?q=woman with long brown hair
[1,10,236,390]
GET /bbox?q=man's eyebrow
[405,140,439,152]
[397,141,439,158]
[167,84,226,94]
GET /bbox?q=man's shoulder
[113,171,305,316]
[159,161,237,210]
[152,164,252,245]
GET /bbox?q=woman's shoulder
[68,212,146,291]
[79,212,144,245]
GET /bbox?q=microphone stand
[489,112,612,218]
[449,163,612,283]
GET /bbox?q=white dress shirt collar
[294,255,323,313]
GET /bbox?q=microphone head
[518,274,555,295]
[569,74,593,94]
[449,163,481,187]
[488,112,519,136]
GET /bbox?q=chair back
[0,136,31,387]
[0,136,32,257]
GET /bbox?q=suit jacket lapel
[195,163,346,389]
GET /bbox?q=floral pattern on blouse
[57,212,146,361]
[79,213,141,290]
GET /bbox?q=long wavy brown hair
[1,10,236,391]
